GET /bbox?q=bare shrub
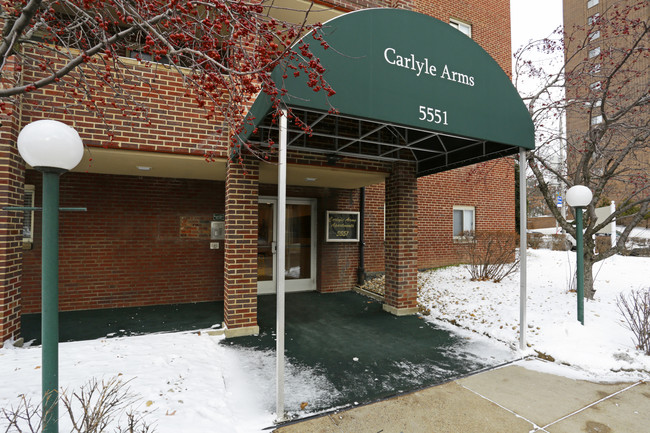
[527,232,544,249]
[617,289,650,355]
[595,236,611,254]
[1,395,42,433]
[550,234,570,251]
[456,231,520,283]
[1,378,154,433]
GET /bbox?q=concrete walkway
[274,359,649,433]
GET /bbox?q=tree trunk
[583,255,596,300]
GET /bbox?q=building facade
[0,0,521,343]
[562,0,649,206]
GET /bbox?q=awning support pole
[519,148,527,350]
[276,109,287,422]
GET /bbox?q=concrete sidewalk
[274,359,648,433]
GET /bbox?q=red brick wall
[417,158,516,268]
[318,188,361,292]
[363,183,385,273]
[20,52,229,162]
[317,0,414,13]
[0,98,25,342]
[224,159,259,329]
[415,0,512,75]
[384,162,418,310]
[364,158,516,271]
[21,171,225,313]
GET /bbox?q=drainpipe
[357,187,366,286]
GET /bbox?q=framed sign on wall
[326,211,360,242]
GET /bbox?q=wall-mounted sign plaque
[326,211,360,242]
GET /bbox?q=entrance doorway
[257,197,317,294]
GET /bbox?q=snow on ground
[1,250,649,431]
[418,249,650,382]
[1,333,279,432]
[0,331,348,432]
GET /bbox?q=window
[588,46,601,58]
[588,13,600,26]
[449,19,472,38]
[587,0,599,8]
[589,81,602,91]
[23,185,35,243]
[453,206,475,238]
[591,114,603,125]
[589,30,601,41]
[590,63,602,75]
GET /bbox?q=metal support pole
[576,207,584,325]
[42,169,62,433]
[276,109,287,422]
[610,201,616,249]
[518,149,527,350]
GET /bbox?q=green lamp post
[17,120,84,433]
[566,185,593,325]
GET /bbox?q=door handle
[272,241,277,254]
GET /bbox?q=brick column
[223,157,259,337]
[383,161,418,316]
[0,100,25,344]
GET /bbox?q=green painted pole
[41,169,62,433]
[576,207,584,325]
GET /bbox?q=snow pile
[0,332,340,432]
[418,249,650,382]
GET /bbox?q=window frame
[449,19,472,38]
[588,46,601,58]
[453,205,475,240]
[588,13,600,26]
[591,114,603,125]
[589,30,601,41]
[23,184,35,243]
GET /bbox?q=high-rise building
[562,0,649,207]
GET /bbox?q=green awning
[239,8,534,177]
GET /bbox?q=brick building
[0,1,532,342]
[562,0,649,206]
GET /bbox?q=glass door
[257,197,316,294]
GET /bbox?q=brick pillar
[0,100,25,344]
[223,157,259,337]
[383,161,418,316]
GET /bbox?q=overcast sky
[510,0,564,53]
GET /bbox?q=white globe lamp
[17,119,83,171]
[566,185,593,208]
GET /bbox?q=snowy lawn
[1,330,351,432]
[1,249,649,432]
[418,249,650,382]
